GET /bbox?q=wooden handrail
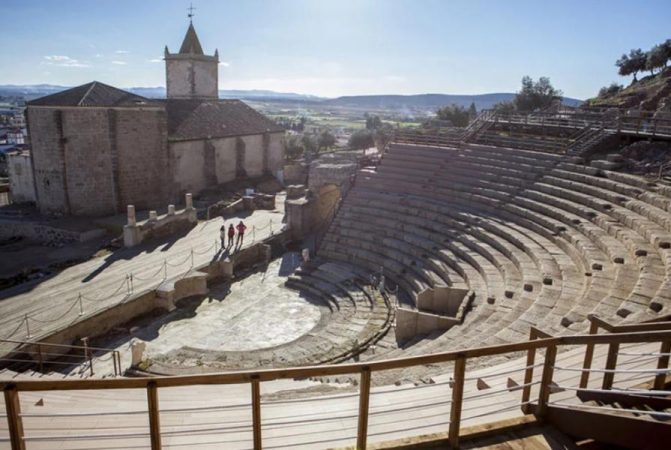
[4,329,671,450]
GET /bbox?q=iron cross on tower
[187,3,196,22]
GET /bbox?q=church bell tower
[164,20,219,100]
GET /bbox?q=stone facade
[27,105,169,216]
[23,24,285,217]
[6,150,36,203]
[165,54,218,100]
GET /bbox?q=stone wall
[62,108,117,216]
[123,199,198,248]
[27,105,168,217]
[395,308,460,344]
[307,159,358,191]
[283,162,308,185]
[27,108,70,215]
[115,108,171,210]
[166,56,218,100]
[7,151,36,203]
[395,286,474,344]
[0,220,106,245]
[171,132,285,197]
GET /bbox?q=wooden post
[521,333,538,414]
[602,342,620,390]
[147,381,161,450]
[81,337,93,377]
[449,354,466,449]
[536,344,557,419]
[4,384,26,450]
[653,340,671,390]
[112,351,118,377]
[251,375,262,450]
[356,367,372,450]
[37,344,43,372]
[580,319,600,388]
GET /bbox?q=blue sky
[1,0,670,99]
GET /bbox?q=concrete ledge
[156,270,209,311]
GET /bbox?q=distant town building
[24,22,285,216]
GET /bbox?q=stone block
[123,225,142,247]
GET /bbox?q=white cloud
[94,53,103,58]
[149,58,163,63]
[111,61,127,65]
[219,61,231,67]
[115,50,129,54]
[42,55,89,68]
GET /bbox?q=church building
[25,23,285,217]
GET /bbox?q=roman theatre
[2,24,671,450]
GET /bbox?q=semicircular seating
[315,142,671,367]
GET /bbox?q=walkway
[0,194,287,356]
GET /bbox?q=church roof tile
[166,99,284,140]
[27,81,150,107]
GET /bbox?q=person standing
[236,220,247,246]
[227,224,235,248]
[220,224,226,248]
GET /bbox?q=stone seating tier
[313,143,671,372]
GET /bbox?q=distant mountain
[322,93,582,110]
[0,84,323,102]
[0,84,582,109]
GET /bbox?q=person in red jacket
[227,224,235,248]
[236,220,247,246]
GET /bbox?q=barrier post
[82,337,93,377]
[78,293,84,316]
[521,331,538,414]
[356,367,372,450]
[654,340,671,390]
[24,314,30,339]
[147,381,162,450]
[37,344,43,372]
[3,384,26,450]
[580,318,600,388]
[449,354,466,448]
[251,375,262,449]
[163,260,167,280]
[602,342,620,390]
[536,344,557,419]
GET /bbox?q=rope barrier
[165,253,192,267]
[29,297,82,324]
[547,401,671,418]
[618,351,671,357]
[463,363,544,381]
[461,381,540,401]
[552,386,671,396]
[192,241,216,256]
[553,366,671,374]
[1,316,26,340]
[80,277,129,302]
[460,401,532,422]
[131,264,165,282]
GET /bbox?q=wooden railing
[2,327,671,449]
[580,315,671,390]
[0,338,122,377]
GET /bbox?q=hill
[588,68,671,111]
[322,93,582,110]
[0,84,582,110]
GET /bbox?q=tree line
[615,39,671,81]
